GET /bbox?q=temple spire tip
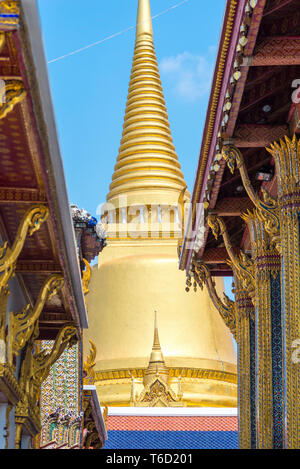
[136,0,153,38]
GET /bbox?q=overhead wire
[48,0,189,64]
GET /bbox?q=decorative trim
[95,367,237,384]
[0,1,19,28]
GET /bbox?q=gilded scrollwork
[0,80,27,119]
[82,258,91,304]
[222,144,281,252]
[9,274,64,365]
[192,260,237,339]
[83,340,96,385]
[19,324,77,410]
[207,213,255,303]
[14,325,77,448]
[0,206,49,341]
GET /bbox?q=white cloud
[159,51,214,103]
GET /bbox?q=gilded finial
[136,0,153,38]
[144,311,169,386]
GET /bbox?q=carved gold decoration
[9,274,64,365]
[85,430,99,449]
[222,145,281,252]
[82,258,91,305]
[136,376,182,407]
[0,205,49,342]
[242,209,281,448]
[15,423,22,449]
[95,367,237,384]
[192,260,236,339]
[129,313,186,407]
[4,403,12,449]
[144,312,169,386]
[266,135,300,199]
[0,2,19,28]
[234,276,253,449]
[0,81,26,119]
[0,32,5,54]
[83,399,105,449]
[0,1,19,15]
[14,398,40,448]
[14,325,77,448]
[207,213,255,303]
[206,211,255,447]
[83,340,96,385]
[267,135,300,448]
[0,363,22,405]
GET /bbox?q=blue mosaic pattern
[249,316,256,449]
[104,431,238,450]
[270,272,283,449]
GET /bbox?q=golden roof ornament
[144,312,169,386]
[127,313,185,407]
[136,0,153,38]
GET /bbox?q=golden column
[267,136,300,449]
[234,277,255,449]
[242,210,282,449]
[84,0,237,407]
[207,214,255,448]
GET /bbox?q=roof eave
[19,0,88,329]
[180,0,258,272]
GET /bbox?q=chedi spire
[107,0,186,204]
[144,312,169,386]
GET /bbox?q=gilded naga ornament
[83,340,97,385]
[192,260,236,339]
[9,274,64,365]
[222,145,281,252]
[19,324,77,409]
[0,206,49,341]
[82,259,91,305]
[0,80,27,119]
[207,213,255,303]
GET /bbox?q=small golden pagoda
[84,0,237,407]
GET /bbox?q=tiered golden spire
[144,312,169,385]
[107,0,186,203]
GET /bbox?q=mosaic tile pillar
[244,211,283,449]
[40,341,82,448]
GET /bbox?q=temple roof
[179,0,300,275]
[0,1,88,338]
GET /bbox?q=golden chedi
[84,0,237,407]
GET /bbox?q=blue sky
[37,0,234,320]
[36,0,226,215]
